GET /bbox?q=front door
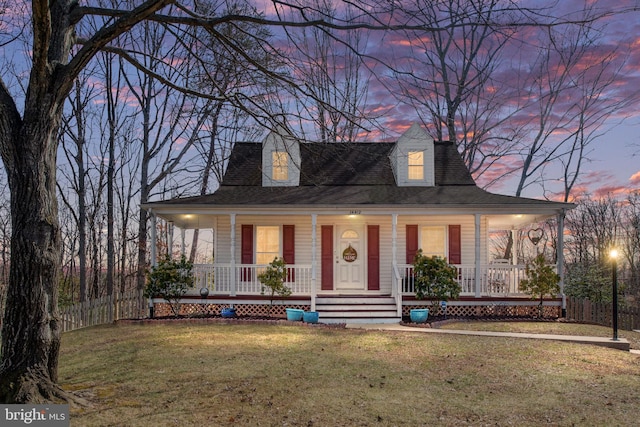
[336,224,365,291]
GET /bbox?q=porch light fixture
[610,249,619,341]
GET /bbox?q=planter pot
[302,311,319,324]
[410,308,429,323]
[286,308,304,321]
[221,307,236,318]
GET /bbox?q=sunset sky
[263,0,640,200]
[1,1,638,202]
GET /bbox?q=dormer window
[390,124,435,187]
[272,151,288,181]
[262,131,300,187]
[408,151,424,180]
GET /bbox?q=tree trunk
[0,119,66,403]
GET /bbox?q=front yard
[61,322,640,426]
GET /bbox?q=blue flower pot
[303,311,319,324]
[221,307,236,318]
[410,308,429,323]
[286,308,304,321]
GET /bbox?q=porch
[166,262,559,323]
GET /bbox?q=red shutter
[406,225,419,264]
[367,225,380,291]
[241,225,253,281]
[283,225,295,282]
[321,225,333,291]
[241,225,253,263]
[448,224,461,264]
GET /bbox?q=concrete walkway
[345,323,632,352]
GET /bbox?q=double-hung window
[408,151,424,180]
[272,151,288,181]
[256,226,280,265]
[420,226,446,258]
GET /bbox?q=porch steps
[315,296,401,324]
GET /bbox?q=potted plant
[258,257,292,317]
[519,254,560,318]
[411,250,460,322]
[144,255,194,317]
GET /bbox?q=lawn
[60,322,640,426]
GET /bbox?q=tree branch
[59,0,175,98]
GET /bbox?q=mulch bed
[117,315,347,328]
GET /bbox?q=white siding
[214,213,489,291]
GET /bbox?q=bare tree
[0,0,638,404]
[59,75,97,303]
[386,0,521,175]
[287,0,374,142]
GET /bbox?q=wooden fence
[566,296,640,331]
[60,289,147,332]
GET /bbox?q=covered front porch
[146,207,569,323]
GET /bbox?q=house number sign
[342,244,357,262]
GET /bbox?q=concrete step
[316,304,398,312]
[318,310,399,318]
[321,316,402,325]
[316,296,396,305]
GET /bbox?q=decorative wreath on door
[342,244,357,262]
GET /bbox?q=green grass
[60,322,640,426]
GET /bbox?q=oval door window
[342,244,357,262]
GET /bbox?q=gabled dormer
[390,123,435,186]
[261,129,301,187]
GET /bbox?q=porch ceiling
[485,213,556,230]
[147,209,560,231]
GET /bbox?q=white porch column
[474,214,482,298]
[391,214,398,265]
[230,213,236,296]
[167,221,174,258]
[181,228,186,258]
[150,210,157,267]
[510,229,517,265]
[557,209,566,316]
[149,210,157,317]
[392,213,401,317]
[311,214,317,311]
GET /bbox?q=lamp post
[610,249,619,341]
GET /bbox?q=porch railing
[192,264,312,296]
[399,263,531,297]
[193,263,538,298]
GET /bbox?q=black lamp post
[610,249,619,341]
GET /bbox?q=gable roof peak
[401,123,430,140]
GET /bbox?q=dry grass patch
[60,323,640,426]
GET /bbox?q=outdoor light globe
[610,249,619,259]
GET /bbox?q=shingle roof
[223,141,475,187]
[144,140,572,211]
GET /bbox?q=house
[142,124,575,323]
